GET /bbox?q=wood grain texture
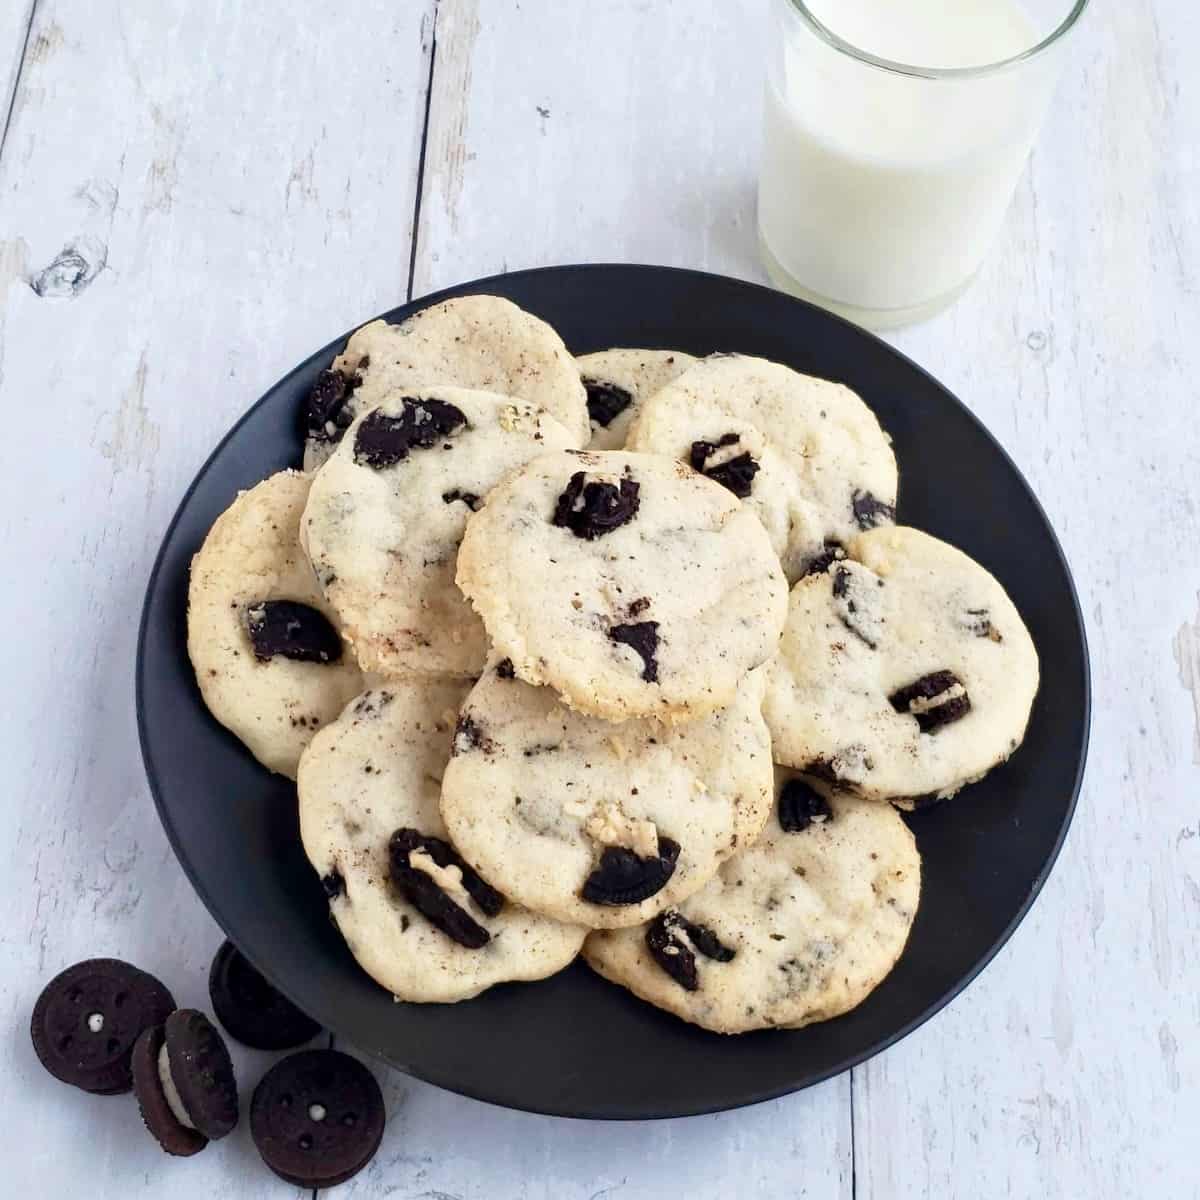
[0,0,432,1194]
[333,1046,850,1200]
[414,0,765,297]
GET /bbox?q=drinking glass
[758,0,1090,329]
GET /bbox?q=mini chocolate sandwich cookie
[131,1024,207,1157]
[251,1050,385,1188]
[31,958,175,1095]
[209,940,321,1050]
[158,1009,239,1140]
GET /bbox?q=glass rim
[785,0,1090,80]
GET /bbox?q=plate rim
[136,262,1091,1120]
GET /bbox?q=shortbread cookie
[763,526,1039,805]
[439,661,773,929]
[626,354,897,581]
[298,682,586,1003]
[455,450,788,722]
[576,348,696,450]
[583,771,920,1033]
[303,295,589,467]
[187,470,363,777]
[302,389,575,677]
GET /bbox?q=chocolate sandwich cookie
[161,1009,238,1140]
[131,1024,208,1157]
[454,450,788,723]
[209,940,321,1051]
[251,1050,385,1188]
[31,958,175,1095]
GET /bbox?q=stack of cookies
[188,295,1039,1035]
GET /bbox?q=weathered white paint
[1,0,1196,1196]
[0,0,432,1195]
[414,0,767,297]
[335,1044,850,1200]
[0,0,36,144]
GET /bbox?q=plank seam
[850,1068,857,1200]
[0,0,40,166]
[406,0,440,302]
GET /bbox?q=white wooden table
[1,2,1196,1196]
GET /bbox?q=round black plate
[137,265,1089,1119]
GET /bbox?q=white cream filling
[909,682,966,714]
[409,849,471,907]
[157,1043,197,1130]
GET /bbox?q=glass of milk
[758,0,1089,329]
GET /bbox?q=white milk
[759,0,1062,324]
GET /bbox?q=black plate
[137,265,1089,1119]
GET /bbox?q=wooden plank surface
[0,0,1196,1196]
[335,1049,850,1200]
[413,0,766,296]
[0,0,433,1194]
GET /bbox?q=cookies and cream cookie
[298,681,586,1004]
[439,661,773,929]
[763,525,1039,805]
[583,770,920,1033]
[187,470,364,778]
[626,353,898,582]
[303,295,589,467]
[455,450,788,723]
[302,388,575,677]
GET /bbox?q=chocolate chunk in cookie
[391,828,504,918]
[645,910,736,992]
[251,1050,384,1188]
[889,671,971,733]
[452,714,495,755]
[608,620,659,682]
[209,941,321,1051]
[305,369,360,444]
[961,608,1003,642]
[495,657,516,679]
[583,378,634,428]
[246,600,343,664]
[442,488,481,511]
[852,489,896,530]
[388,829,497,948]
[831,565,884,650]
[778,778,832,832]
[805,745,873,787]
[31,959,176,1095]
[353,398,468,469]
[801,541,846,578]
[689,433,760,499]
[582,837,680,906]
[552,471,641,539]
